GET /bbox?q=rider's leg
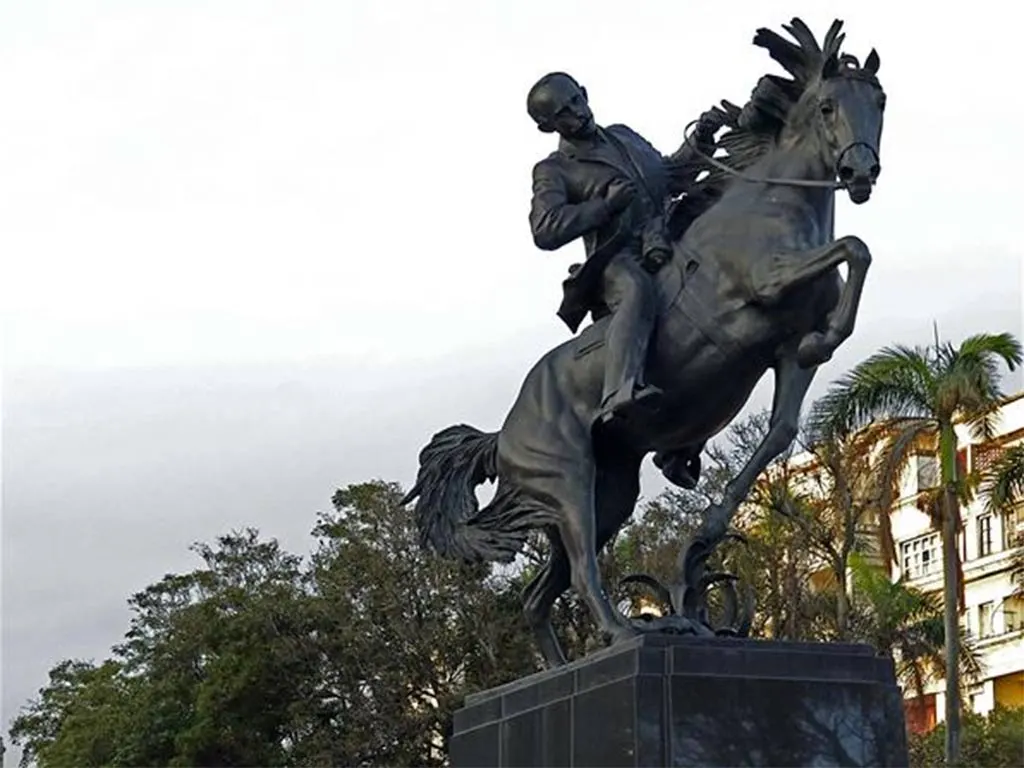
[597,252,660,419]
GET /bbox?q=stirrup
[596,384,665,425]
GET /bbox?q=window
[916,455,939,491]
[1000,597,1023,634]
[978,514,994,557]
[978,602,993,638]
[1005,504,1024,549]
[901,533,940,580]
[972,442,1000,474]
[1005,610,1018,633]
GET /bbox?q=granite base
[450,634,908,767]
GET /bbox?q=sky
[2,0,1022,757]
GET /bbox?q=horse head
[753,18,886,204]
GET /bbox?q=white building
[890,392,1024,732]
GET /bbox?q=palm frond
[955,332,1024,372]
[941,333,1024,438]
[872,420,937,563]
[965,409,1002,443]
[809,346,934,440]
[981,443,1024,513]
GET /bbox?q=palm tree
[981,443,1024,514]
[810,332,1022,766]
[980,443,1024,598]
[848,555,983,705]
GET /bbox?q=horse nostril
[838,166,855,181]
[870,164,881,178]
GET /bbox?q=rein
[682,119,877,191]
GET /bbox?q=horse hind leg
[522,530,571,668]
[523,459,643,666]
[555,474,639,647]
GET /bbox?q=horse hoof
[629,614,710,636]
[608,624,642,645]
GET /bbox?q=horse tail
[401,425,525,563]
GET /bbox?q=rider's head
[527,72,596,139]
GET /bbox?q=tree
[810,331,1023,766]
[981,443,1024,515]
[746,422,890,641]
[10,529,321,767]
[8,659,133,767]
[981,443,1024,597]
[308,481,536,765]
[908,706,1024,768]
[9,483,538,767]
[847,555,982,701]
[608,411,825,640]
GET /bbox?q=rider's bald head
[527,73,586,130]
[527,72,593,136]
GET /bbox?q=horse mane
[689,18,878,198]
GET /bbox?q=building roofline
[999,389,1024,408]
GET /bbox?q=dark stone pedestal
[450,635,908,767]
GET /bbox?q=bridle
[682,119,880,191]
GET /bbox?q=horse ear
[864,48,881,75]
[822,54,840,79]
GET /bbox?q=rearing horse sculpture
[404,18,886,668]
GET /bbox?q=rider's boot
[594,309,662,425]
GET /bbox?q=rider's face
[536,78,595,138]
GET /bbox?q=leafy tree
[738,479,828,640]
[10,529,319,767]
[908,706,1024,768]
[8,659,133,767]
[781,427,897,639]
[607,411,822,639]
[307,480,536,765]
[9,482,538,768]
[981,442,1024,514]
[810,331,1022,766]
[847,555,982,700]
[607,488,706,618]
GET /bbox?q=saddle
[571,247,739,362]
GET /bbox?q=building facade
[890,392,1024,732]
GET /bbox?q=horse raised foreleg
[678,352,816,618]
[750,235,872,367]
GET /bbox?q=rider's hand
[696,107,727,141]
[605,179,637,213]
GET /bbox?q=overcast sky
[2,0,1022,755]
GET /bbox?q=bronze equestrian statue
[404,17,886,668]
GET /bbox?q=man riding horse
[405,18,886,667]
[526,71,723,485]
[527,73,723,421]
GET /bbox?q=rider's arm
[663,149,704,195]
[663,133,715,195]
[663,109,726,195]
[529,160,610,251]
